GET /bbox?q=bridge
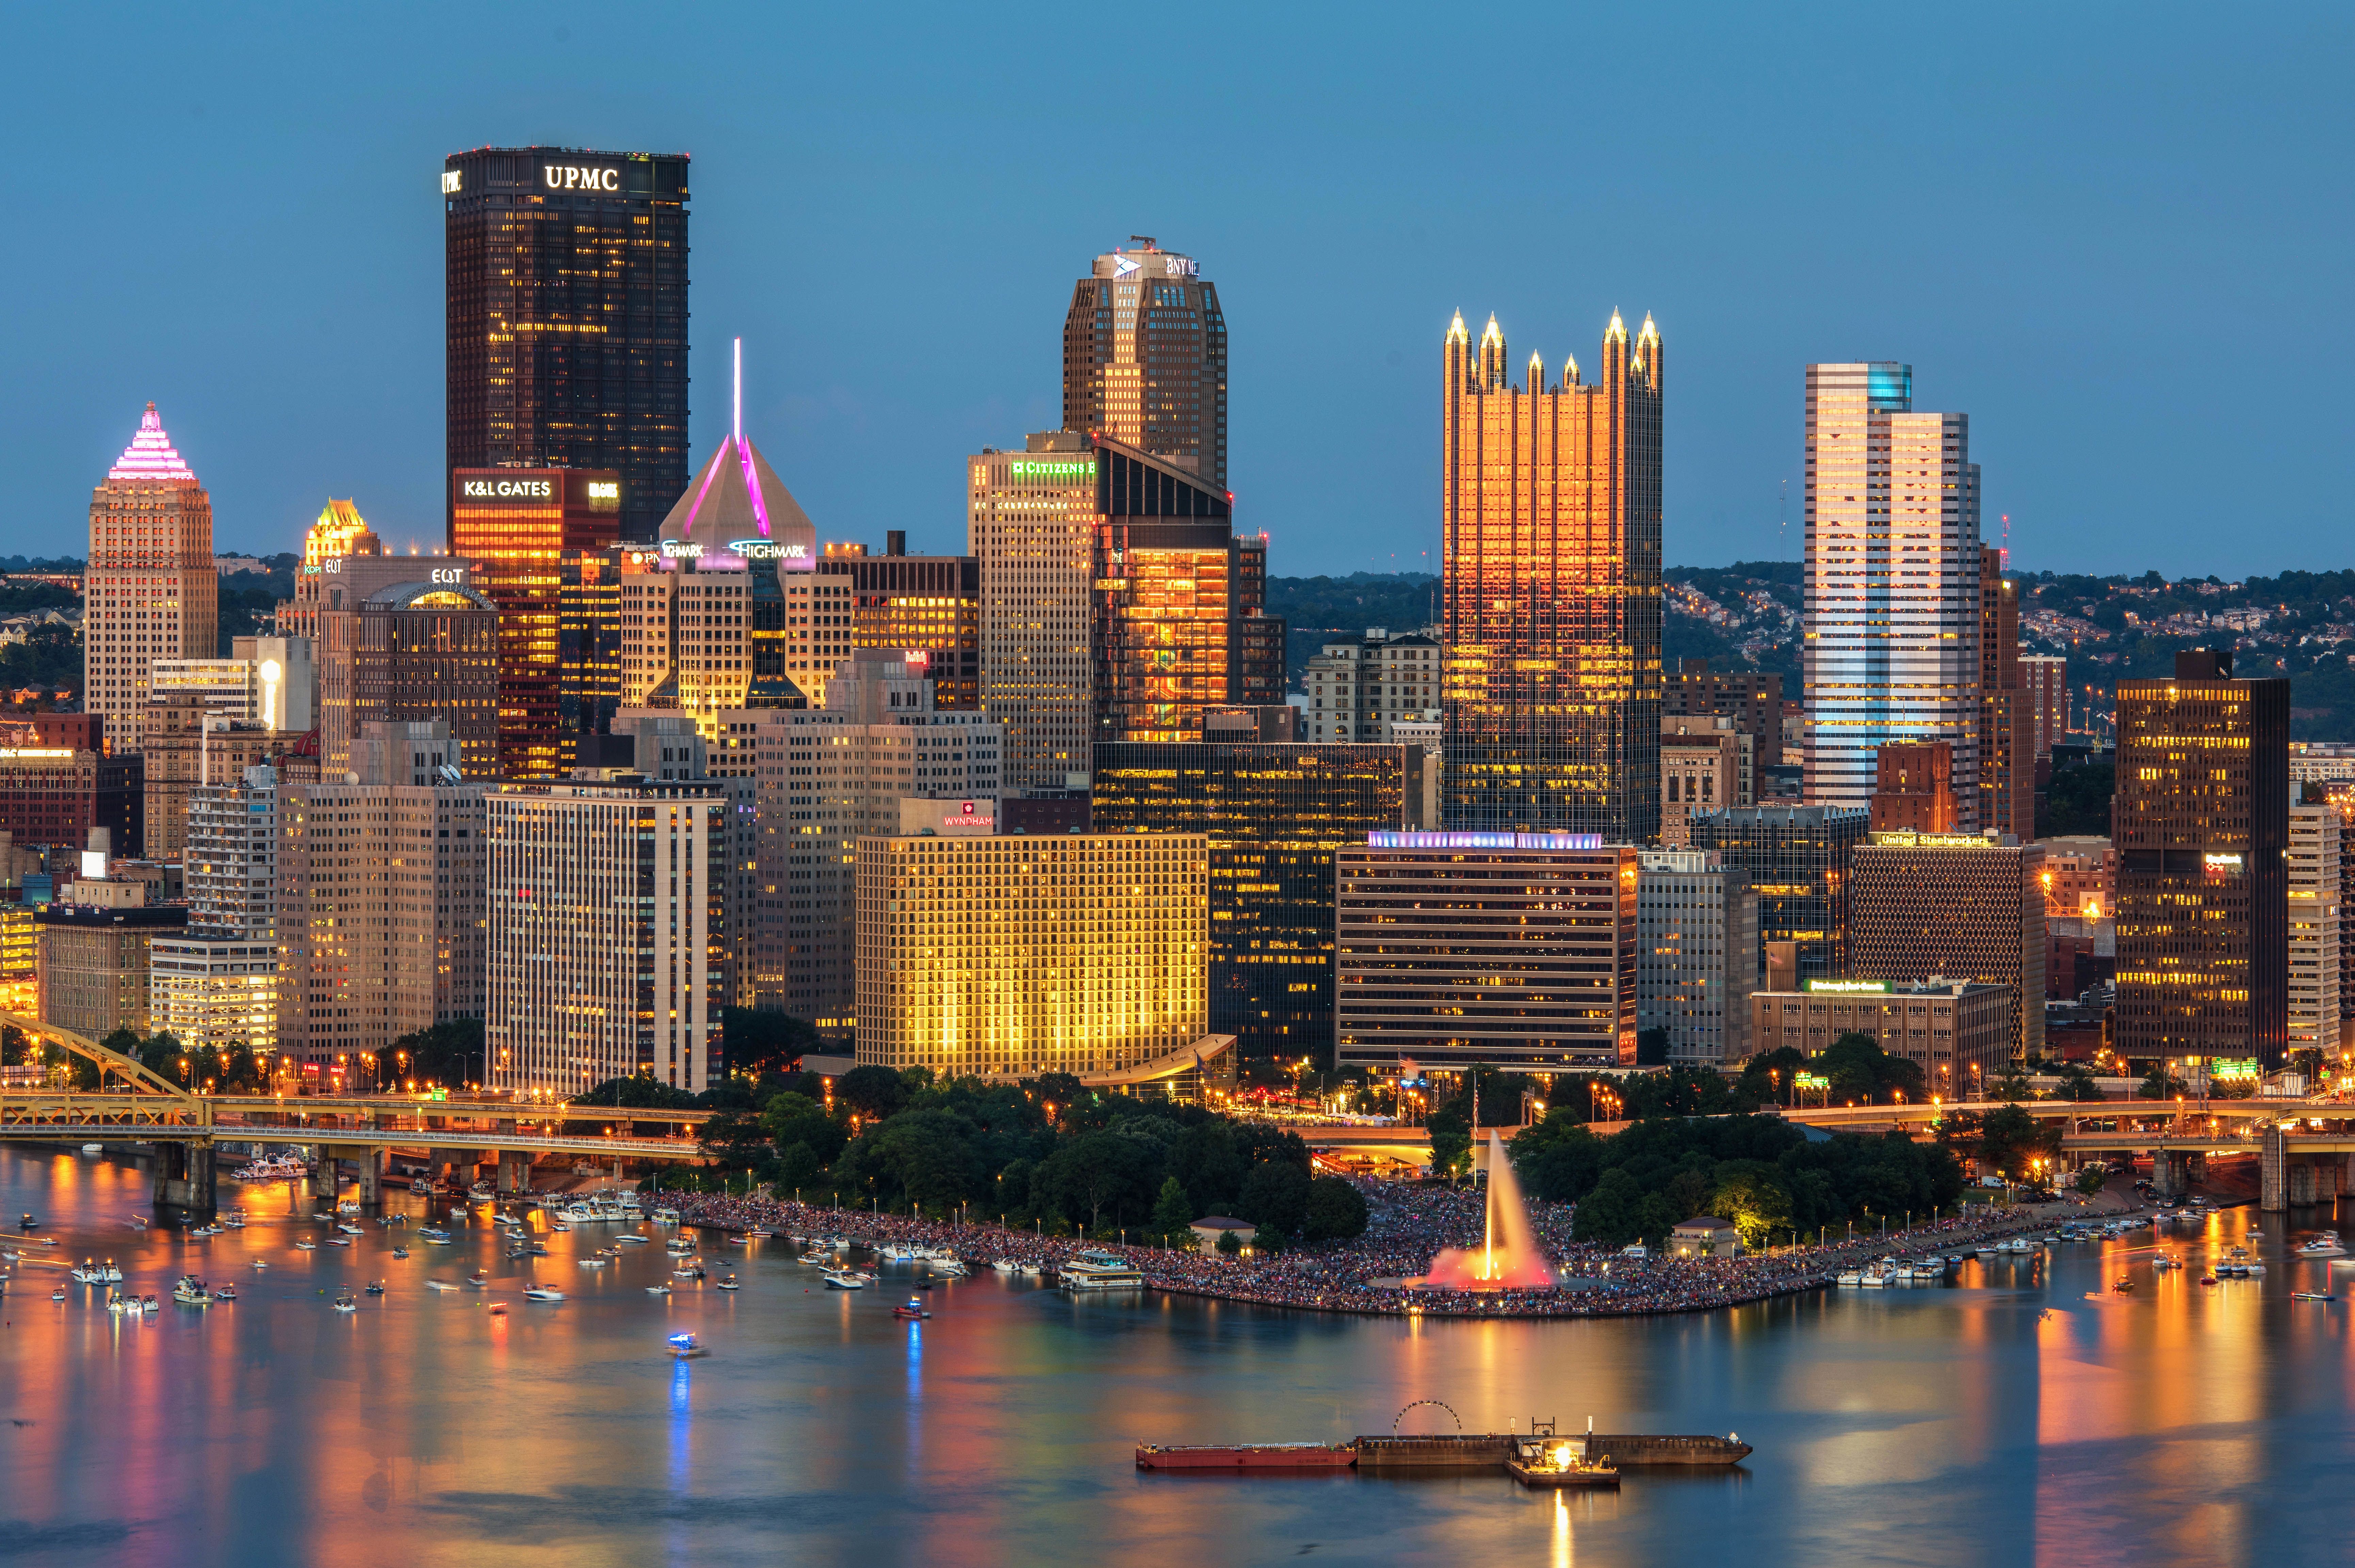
[0,1012,717,1214]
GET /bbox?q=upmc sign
[545,165,620,191]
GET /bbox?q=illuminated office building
[853,535,980,709]
[486,776,726,1095]
[450,468,622,776]
[971,436,1099,791]
[1977,546,2035,837]
[85,404,218,747]
[855,831,1213,1088]
[0,743,142,859]
[1690,805,1870,982]
[1667,660,1783,775]
[349,581,500,778]
[277,500,381,643]
[1803,363,1982,824]
[2021,654,2069,756]
[1441,311,1662,839]
[1063,240,1225,488]
[1869,740,1960,834]
[1091,740,1423,1058]
[443,147,689,545]
[1637,850,1759,1067]
[276,723,486,1071]
[1850,830,2045,1063]
[1750,978,2012,1092]
[157,762,283,1063]
[1335,833,1639,1071]
[2289,801,2340,1054]
[2113,650,2290,1070]
[1301,631,1441,744]
[1661,717,1751,848]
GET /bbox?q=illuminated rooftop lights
[108,403,196,482]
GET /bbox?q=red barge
[1135,1443,1359,1471]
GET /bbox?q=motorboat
[617,1233,650,1245]
[487,1302,508,1317]
[992,1260,1018,1275]
[668,1238,697,1256]
[18,1214,36,1229]
[364,1281,385,1296]
[646,1283,672,1296]
[797,1252,831,1266]
[673,1265,705,1281]
[391,1247,409,1259]
[173,1276,210,1306]
[2293,1291,2337,1302]
[250,1258,269,1270]
[668,1331,709,1359]
[49,1287,64,1302]
[931,1259,970,1279]
[426,1280,458,1292]
[336,1223,364,1236]
[725,1234,752,1246]
[2295,1238,2347,1258]
[652,1208,681,1225]
[464,1271,489,1288]
[211,1284,237,1302]
[409,1178,433,1195]
[419,1227,452,1244]
[327,1237,353,1248]
[189,1224,222,1239]
[108,1295,135,1315]
[522,1285,564,1302]
[222,1212,245,1229]
[2112,1277,2134,1293]
[141,1295,160,1313]
[716,1276,740,1292]
[823,1270,867,1290]
[82,1143,103,1155]
[332,1288,358,1313]
[893,1296,931,1319]
[579,1257,609,1269]
[2154,1255,2183,1271]
[526,1243,549,1256]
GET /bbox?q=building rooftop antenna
[1128,235,1158,251]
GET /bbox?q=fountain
[1417,1132,1557,1290]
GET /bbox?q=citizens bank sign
[460,479,554,501]
[546,165,620,191]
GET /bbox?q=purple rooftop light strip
[1365,831,1604,851]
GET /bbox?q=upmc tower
[443,146,691,546]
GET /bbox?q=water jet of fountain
[1419,1132,1557,1290]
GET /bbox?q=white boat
[652,1208,681,1225]
[81,1144,103,1155]
[419,1228,452,1244]
[336,1223,364,1236]
[2295,1239,2348,1258]
[992,1260,1018,1274]
[931,1259,970,1278]
[172,1276,210,1306]
[798,1252,830,1266]
[332,1289,358,1313]
[1059,1251,1146,1291]
[646,1283,672,1296]
[1836,1271,1863,1287]
[522,1286,564,1302]
[617,1233,650,1245]
[823,1270,867,1290]
[425,1280,458,1292]
[70,1260,124,1284]
[222,1213,245,1229]
[579,1257,609,1269]
[250,1259,269,1271]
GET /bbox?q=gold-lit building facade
[2113,651,2290,1069]
[1442,311,1661,839]
[85,404,218,749]
[1063,243,1225,490]
[449,469,621,778]
[855,832,1208,1079]
[278,499,383,643]
[1850,831,2046,1063]
[971,436,1100,792]
[852,541,980,709]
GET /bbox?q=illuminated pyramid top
[654,340,815,572]
[108,402,197,482]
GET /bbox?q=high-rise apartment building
[1803,363,1980,823]
[1690,805,1871,982]
[2113,650,2290,1070]
[486,776,726,1096]
[141,694,308,867]
[1661,717,1751,847]
[1063,241,1225,488]
[277,723,487,1071]
[443,147,689,545]
[1636,849,1759,1066]
[1442,311,1662,839]
[855,830,1214,1086]
[1091,740,1424,1059]
[38,870,184,1040]
[2021,654,2069,755]
[1977,546,2035,838]
[1300,631,1441,744]
[1850,830,2046,1064]
[1870,740,1961,834]
[722,652,1001,1035]
[85,405,218,747]
[2289,801,2341,1054]
[1335,833,1639,1071]
[1666,661,1783,772]
[852,537,980,709]
[450,468,622,776]
[151,763,284,1057]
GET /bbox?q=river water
[1,1148,2351,1567]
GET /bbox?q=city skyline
[9,7,2348,580]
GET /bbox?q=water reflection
[6,1150,2355,1565]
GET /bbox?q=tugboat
[1506,1423,1621,1489]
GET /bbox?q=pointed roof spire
[1480,313,1504,344]
[1563,352,1580,383]
[1605,310,1628,343]
[108,402,196,482]
[1638,312,1660,343]
[1446,310,1469,344]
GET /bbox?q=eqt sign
[545,165,620,192]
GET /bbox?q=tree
[760,1092,847,1168]
[1239,1158,1311,1238]
[1572,1168,1645,1246]
[1150,1177,1195,1246]
[1302,1176,1369,1242]
[583,1074,698,1110]
[1976,1104,2060,1182]
[866,1108,986,1212]
[836,1064,911,1124]
[1427,1098,1472,1179]
[2075,1166,2106,1196]
[699,1108,771,1171]
[1733,1046,1807,1110]
[1818,1032,1927,1105]
[389,1017,483,1087]
[1512,1114,1606,1204]
[1042,1130,1160,1233]
[720,1007,821,1078]
[1216,1228,1243,1256]
[2138,1065,2187,1100]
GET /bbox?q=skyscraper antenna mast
[733,337,743,443]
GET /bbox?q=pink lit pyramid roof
[108,402,197,482]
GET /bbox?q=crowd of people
[651,1179,2107,1320]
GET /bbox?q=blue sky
[6,2,2348,578]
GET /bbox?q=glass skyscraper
[443,147,690,546]
[1691,804,1870,982]
[1091,740,1420,1060]
[1802,362,1982,822]
[1441,311,1662,840]
[1063,242,1225,489]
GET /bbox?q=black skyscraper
[444,146,690,546]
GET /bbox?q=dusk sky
[9,3,2348,579]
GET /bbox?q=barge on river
[1137,1433,1749,1472]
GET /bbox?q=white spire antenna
[733,337,743,443]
